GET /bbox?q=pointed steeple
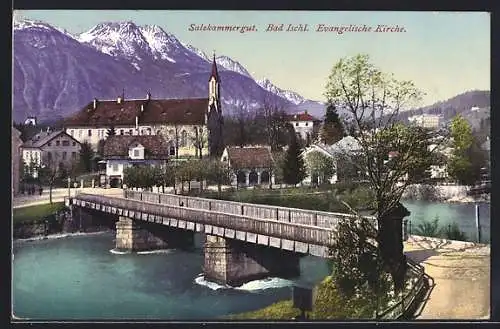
[209,50,220,82]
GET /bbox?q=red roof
[64,97,208,127]
[226,147,273,169]
[286,112,314,121]
[103,135,170,160]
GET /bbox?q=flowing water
[12,232,330,320]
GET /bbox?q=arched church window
[181,130,188,147]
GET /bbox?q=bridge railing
[74,193,334,247]
[123,190,377,230]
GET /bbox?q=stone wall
[115,216,194,251]
[203,235,301,287]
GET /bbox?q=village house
[12,127,23,195]
[221,146,275,187]
[63,57,224,159]
[302,136,363,184]
[102,135,171,188]
[286,111,316,143]
[21,129,82,177]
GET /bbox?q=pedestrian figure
[39,186,43,196]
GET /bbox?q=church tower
[207,52,224,157]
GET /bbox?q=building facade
[64,57,224,159]
[286,111,315,142]
[408,114,442,129]
[221,146,275,187]
[21,129,82,177]
[102,135,170,187]
[12,127,23,195]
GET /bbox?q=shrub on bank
[13,202,66,224]
[226,300,301,320]
[412,216,469,242]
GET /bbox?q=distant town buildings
[286,111,315,142]
[63,56,224,159]
[221,146,274,187]
[407,114,442,129]
[12,127,23,195]
[102,135,170,188]
[470,106,480,112]
[24,116,37,126]
[21,129,82,177]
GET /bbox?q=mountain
[14,19,322,123]
[216,56,252,78]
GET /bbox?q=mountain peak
[215,56,252,78]
[13,18,76,39]
[257,77,305,105]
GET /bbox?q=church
[63,56,224,159]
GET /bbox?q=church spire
[209,50,220,82]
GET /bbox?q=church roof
[286,111,315,121]
[225,146,273,169]
[103,135,170,160]
[209,55,220,82]
[64,97,208,127]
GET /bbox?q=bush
[412,216,469,241]
[442,222,468,241]
[226,300,301,320]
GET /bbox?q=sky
[13,10,490,107]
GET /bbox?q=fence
[376,259,429,320]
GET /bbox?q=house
[102,135,170,188]
[286,111,315,142]
[302,136,363,184]
[408,114,442,129]
[63,56,224,159]
[24,116,37,126]
[221,146,275,187]
[21,129,82,177]
[12,127,23,195]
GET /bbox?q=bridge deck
[71,193,343,257]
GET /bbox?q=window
[78,130,82,137]
[88,130,92,137]
[47,142,52,146]
[56,140,60,146]
[62,151,67,160]
[70,130,74,136]
[295,122,299,126]
[120,130,124,135]
[133,149,139,157]
[181,130,188,147]
[169,146,176,156]
[72,152,77,159]
[108,163,112,168]
[113,164,119,172]
[147,128,152,135]
[129,129,133,135]
[72,142,76,146]
[305,122,309,126]
[62,140,70,146]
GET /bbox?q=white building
[408,114,442,129]
[102,135,170,187]
[286,111,315,141]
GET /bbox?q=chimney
[93,98,98,109]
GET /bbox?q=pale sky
[14,10,490,106]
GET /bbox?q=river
[13,201,489,320]
[402,201,490,243]
[12,232,330,320]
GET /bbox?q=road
[12,188,125,209]
[404,236,490,319]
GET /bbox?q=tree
[324,54,446,291]
[205,159,232,197]
[79,141,94,173]
[305,151,335,186]
[38,164,58,204]
[320,103,345,144]
[260,95,290,152]
[191,126,208,159]
[447,115,485,185]
[281,129,307,185]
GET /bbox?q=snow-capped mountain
[257,78,306,105]
[216,56,252,78]
[12,19,322,123]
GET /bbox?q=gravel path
[404,236,490,319]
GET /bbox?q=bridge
[68,190,376,286]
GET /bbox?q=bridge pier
[203,235,301,287]
[115,216,194,252]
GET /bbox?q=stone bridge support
[203,235,301,287]
[115,216,194,252]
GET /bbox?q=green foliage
[305,151,335,185]
[123,165,164,189]
[413,217,469,241]
[282,131,307,185]
[79,141,94,173]
[443,222,468,241]
[320,103,345,145]
[13,202,66,224]
[226,300,301,320]
[450,115,473,152]
[415,216,441,237]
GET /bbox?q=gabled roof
[225,146,273,169]
[304,136,362,158]
[209,55,220,82]
[103,135,170,160]
[64,97,208,127]
[22,130,80,148]
[286,112,315,122]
